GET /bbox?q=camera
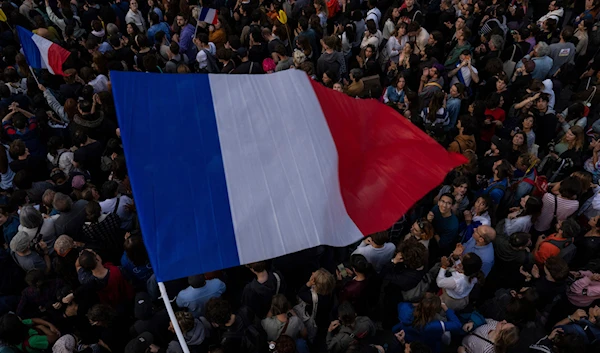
[547,141,556,153]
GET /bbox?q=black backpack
[221,307,268,353]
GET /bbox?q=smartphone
[337,264,348,278]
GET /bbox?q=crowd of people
[2,0,600,353]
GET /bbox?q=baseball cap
[125,332,154,353]
[134,292,153,320]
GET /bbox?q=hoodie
[167,319,206,353]
[448,134,476,154]
[317,51,347,81]
[326,316,376,353]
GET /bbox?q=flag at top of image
[110,70,467,282]
[16,26,71,76]
[198,7,218,24]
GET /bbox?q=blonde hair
[313,268,335,295]
[561,126,585,151]
[175,311,195,332]
[494,325,520,353]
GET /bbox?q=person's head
[534,41,550,57]
[8,139,27,160]
[492,320,519,353]
[54,234,75,257]
[397,238,428,270]
[87,304,116,327]
[130,0,139,11]
[0,313,30,345]
[78,249,102,271]
[450,81,466,98]
[520,195,543,220]
[176,14,188,27]
[350,254,373,275]
[124,232,149,266]
[19,205,43,229]
[492,159,512,180]
[451,176,469,197]
[168,311,195,333]
[395,22,408,38]
[349,68,363,83]
[205,297,233,327]
[10,231,31,254]
[269,294,292,316]
[246,260,267,274]
[438,193,455,214]
[101,180,119,200]
[428,30,443,46]
[53,192,73,212]
[458,27,472,42]
[333,83,343,92]
[509,232,531,249]
[559,176,582,199]
[544,256,569,282]
[558,218,580,239]
[458,115,477,136]
[561,126,585,151]
[275,335,297,353]
[560,26,574,42]
[394,74,407,91]
[0,205,12,227]
[365,44,376,58]
[462,252,483,283]
[405,0,415,7]
[410,218,434,240]
[520,115,534,131]
[535,92,550,111]
[472,225,496,246]
[370,231,389,246]
[407,21,421,37]
[572,170,593,192]
[512,131,527,150]
[413,293,441,328]
[473,195,492,215]
[488,34,504,51]
[311,268,335,295]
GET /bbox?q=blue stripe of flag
[16,26,42,69]
[199,7,210,22]
[110,71,240,282]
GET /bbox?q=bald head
[476,225,496,245]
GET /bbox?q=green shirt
[14,320,49,353]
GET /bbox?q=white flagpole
[158,282,191,353]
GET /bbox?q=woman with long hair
[437,253,484,311]
[262,294,307,341]
[500,195,542,236]
[549,126,585,177]
[209,15,230,49]
[382,7,401,40]
[383,74,407,109]
[508,131,528,165]
[314,0,328,30]
[384,23,408,64]
[421,90,449,132]
[458,319,519,353]
[519,114,536,152]
[392,293,462,352]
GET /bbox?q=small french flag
[198,7,218,25]
[17,26,71,76]
[111,70,466,282]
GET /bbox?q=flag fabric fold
[110,70,467,282]
[17,26,71,76]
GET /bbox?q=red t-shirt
[481,108,506,142]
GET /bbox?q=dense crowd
[2,0,600,353]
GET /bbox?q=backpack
[221,307,268,353]
[293,289,319,343]
[485,182,514,224]
[202,49,220,73]
[518,168,548,198]
[546,237,577,264]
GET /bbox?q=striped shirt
[534,193,579,233]
[462,319,497,353]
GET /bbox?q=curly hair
[397,238,427,269]
[205,297,233,326]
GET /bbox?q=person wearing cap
[125,332,160,353]
[232,47,265,74]
[10,230,51,273]
[18,205,57,255]
[131,292,171,346]
[176,274,226,318]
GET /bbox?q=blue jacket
[481,178,509,205]
[147,22,171,45]
[392,302,462,353]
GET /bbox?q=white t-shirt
[450,65,478,87]
[436,267,477,299]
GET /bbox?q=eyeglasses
[439,200,452,205]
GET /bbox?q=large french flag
[17,26,71,76]
[111,70,466,282]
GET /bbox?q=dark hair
[545,256,569,281]
[101,180,119,199]
[370,231,389,245]
[149,11,160,25]
[506,287,539,324]
[486,93,502,109]
[459,115,477,135]
[559,176,582,199]
[338,301,357,326]
[495,159,512,180]
[0,313,30,345]
[13,170,32,190]
[560,26,574,42]
[439,192,455,204]
[522,196,542,221]
[124,234,149,266]
[205,297,233,326]
[350,254,372,275]
[560,218,580,238]
[275,335,297,353]
[397,238,427,269]
[509,232,531,248]
[78,250,98,270]
[85,200,102,222]
[462,252,483,283]
[452,175,469,189]
[87,304,117,326]
[247,261,267,273]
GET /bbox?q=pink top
[534,193,579,232]
[568,271,600,307]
